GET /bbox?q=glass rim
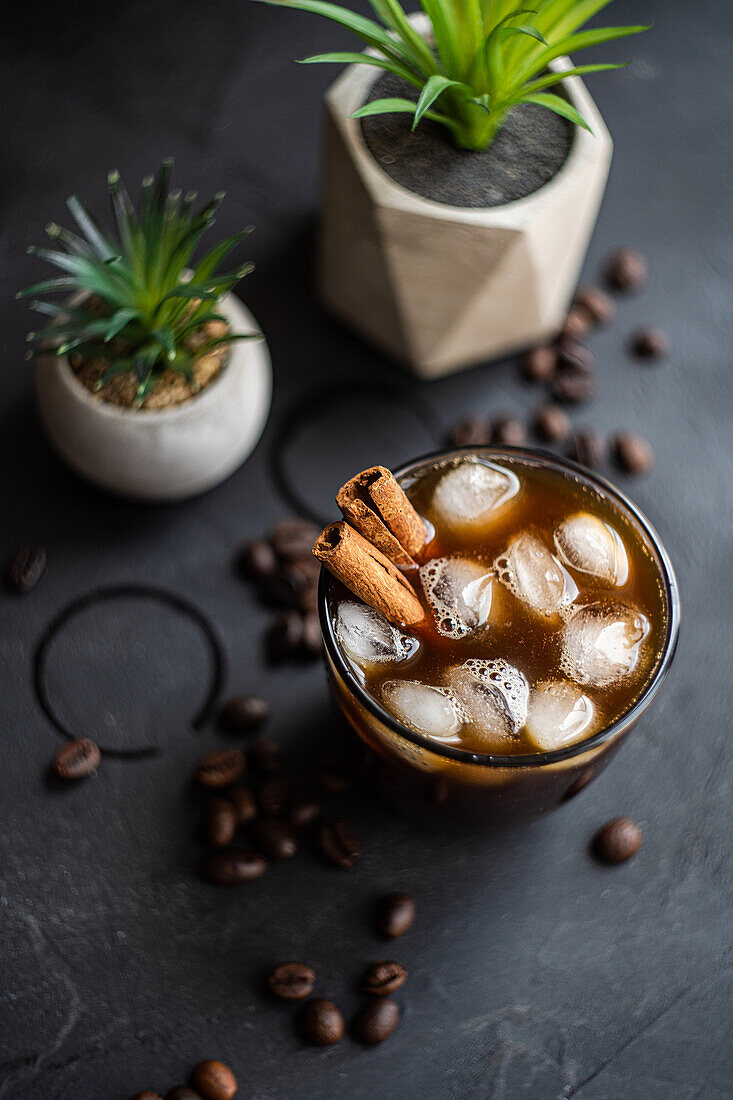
[318,444,681,769]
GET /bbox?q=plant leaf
[351,96,418,119]
[520,91,592,131]
[413,75,468,128]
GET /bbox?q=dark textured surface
[362,71,573,207]
[1,2,732,1097]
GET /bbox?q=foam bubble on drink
[419,556,493,639]
[447,658,528,746]
[561,601,650,687]
[336,601,418,669]
[381,680,463,741]
[524,680,597,751]
[430,458,520,534]
[554,512,629,586]
[494,532,578,617]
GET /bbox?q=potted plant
[263,1,646,378]
[20,160,272,500]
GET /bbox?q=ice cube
[419,556,493,639]
[495,532,578,617]
[336,601,418,668]
[554,512,628,586]
[447,658,528,747]
[431,459,519,534]
[525,680,596,751]
[381,680,463,741]
[561,602,650,687]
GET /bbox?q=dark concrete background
[1,2,731,1097]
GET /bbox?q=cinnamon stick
[337,466,426,567]
[313,521,426,628]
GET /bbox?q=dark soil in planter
[361,72,574,208]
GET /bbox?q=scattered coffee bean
[448,417,492,447]
[362,961,407,996]
[613,430,654,474]
[318,819,361,869]
[317,756,351,793]
[258,774,291,815]
[300,998,345,1046]
[376,892,415,940]
[574,285,616,326]
[522,345,557,382]
[166,1090,201,1100]
[607,246,648,292]
[534,403,571,444]
[560,305,593,342]
[570,427,607,469]
[270,518,319,562]
[353,997,401,1045]
[53,738,101,780]
[130,1092,163,1100]
[203,849,267,885]
[219,695,268,736]
[6,544,46,593]
[190,1059,237,1100]
[267,610,304,662]
[252,815,298,860]
[195,749,246,789]
[288,794,321,828]
[301,612,323,657]
[631,326,669,360]
[594,816,642,863]
[491,414,527,446]
[238,539,278,581]
[561,765,595,802]
[551,366,596,404]
[248,738,283,774]
[268,961,316,1001]
[227,787,257,825]
[557,340,595,373]
[203,797,238,848]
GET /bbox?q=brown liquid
[332,454,668,756]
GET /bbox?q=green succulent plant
[262,0,647,151]
[19,160,256,407]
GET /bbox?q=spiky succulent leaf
[20,161,256,405]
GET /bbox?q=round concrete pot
[319,16,613,378]
[35,292,271,501]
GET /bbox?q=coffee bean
[258,774,291,815]
[288,794,321,828]
[298,579,320,615]
[219,695,268,736]
[203,849,267,885]
[574,285,616,326]
[607,247,648,292]
[53,738,101,780]
[560,305,594,342]
[551,367,596,404]
[561,765,595,803]
[491,415,527,446]
[301,613,323,658]
[317,819,361,869]
[203,797,238,847]
[190,1059,237,1100]
[130,1092,163,1099]
[267,610,304,662]
[557,340,595,373]
[448,417,492,447]
[6,545,46,593]
[227,787,257,825]
[353,998,401,1045]
[522,345,556,382]
[252,815,297,860]
[300,998,345,1045]
[362,961,407,996]
[268,961,316,1001]
[593,817,642,863]
[166,1090,201,1100]
[195,749,246,789]
[248,738,283,774]
[631,326,669,360]
[270,518,319,562]
[613,431,654,474]
[570,428,607,469]
[238,539,278,581]
[376,892,415,939]
[317,756,351,793]
[534,403,571,444]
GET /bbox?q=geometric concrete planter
[319,25,613,379]
[35,291,272,501]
